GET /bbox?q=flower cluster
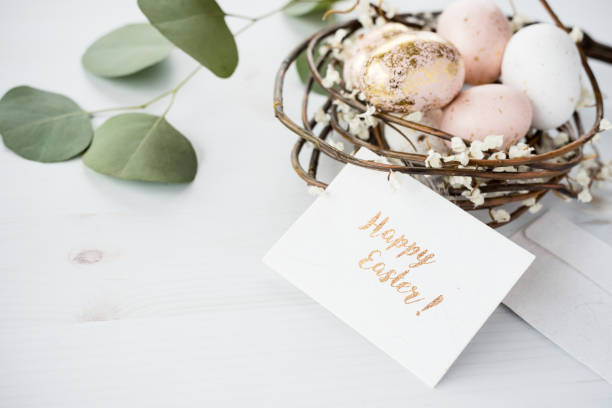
[332,100,378,141]
[425,135,504,170]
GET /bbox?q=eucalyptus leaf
[0,86,93,162]
[296,44,339,96]
[137,0,238,78]
[83,113,197,183]
[82,23,173,78]
[283,0,339,17]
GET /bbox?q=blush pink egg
[437,0,512,85]
[439,84,533,148]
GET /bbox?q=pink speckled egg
[439,84,533,148]
[343,23,410,90]
[361,31,465,113]
[437,0,512,85]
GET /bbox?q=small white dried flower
[448,175,473,190]
[314,107,330,125]
[523,197,536,207]
[322,64,340,88]
[451,136,467,153]
[425,150,442,168]
[489,151,507,160]
[511,13,534,32]
[357,92,367,101]
[522,198,543,214]
[577,187,592,203]
[576,84,595,109]
[358,105,378,127]
[599,118,612,132]
[569,26,583,43]
[348,116,370,140]
[598,161,612,181]
[327,28,348,49]
[443,151,470,166]
[483,135,504,150]
[493,166,517,172]
[469,140,486,159]
[357,0,374,28]
[553,132,569,147]
[308,185,326,196]
[508,143,534,159]
[576,168,591,186]
[405,111,423,123]
[491,208,511,223]
[462,187,484,207]
[375,16,386,26]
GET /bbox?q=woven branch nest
[273,0,611,227]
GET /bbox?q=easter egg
[439,84,533,148]
[501,23,581,130]
[360,31,465,113]
[343,23,410,90]
[437,0,512,85]
[386,109,449,154]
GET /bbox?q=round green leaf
[137,0,238,78]
[82,23,173,78]
[83,113,197,183]
[0,86,93,162]
[284,0,339,17]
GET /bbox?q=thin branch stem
[322,0,359,20]
[225,13,257,21]
[232,3,288,36]
[88,65,202,116]
[161,90,177,118]
[88,90,173,114]
[87,2,284,117]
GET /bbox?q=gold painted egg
[360,31,465,113]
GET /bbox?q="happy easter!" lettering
[356,211,443,315]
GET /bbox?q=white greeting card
[263,149,534,387]
[505,211,612,384]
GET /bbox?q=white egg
[501,23,581,130]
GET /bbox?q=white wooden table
[1,1,611,406]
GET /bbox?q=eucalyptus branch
[0,0,338,183]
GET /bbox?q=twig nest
[360,31,465,113]
[437,0,512,85]
[439,84,533,148]
[502,23,581,130]
[343,23,410,90]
